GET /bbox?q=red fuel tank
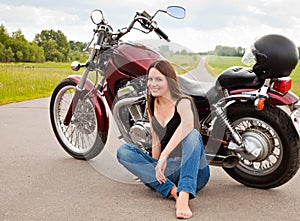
[112,42,164,76]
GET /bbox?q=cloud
[0,2,91,41]
[0,0,300,52]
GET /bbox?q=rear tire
[50,79,107,160]
[224,103,300,188]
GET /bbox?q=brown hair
[148,60,182,96]
[146,60,200,129]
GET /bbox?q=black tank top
[150,97,197,156]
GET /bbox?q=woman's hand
[155,155,167,184]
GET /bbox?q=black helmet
[242,34,299,78]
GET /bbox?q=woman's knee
[116,144,135,162]
[181,129,202,149]
[185,129,201,142]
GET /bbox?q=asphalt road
[184,56,215,82]
[1,59,300,220]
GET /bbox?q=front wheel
[224,103,300,188]
[50,79,107,160]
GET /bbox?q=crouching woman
[117,60,210,219]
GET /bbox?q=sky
[1,0,300,52]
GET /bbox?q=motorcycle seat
[178,75,221,111]
[217,66,263,90]
[178,75,213,98]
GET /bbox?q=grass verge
[0,63,71,105]
[0,54,201,105]
[1,55,299,105]
[165,54,202,74]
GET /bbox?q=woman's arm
[151,126,162,160]
[159,98,195,159]
[147,106,161,160]
[155,98,195,184]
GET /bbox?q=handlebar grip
[155,28,170,42]
[96,31,105,45]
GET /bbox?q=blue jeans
[117,129,210,199]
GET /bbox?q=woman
[117,60,210,219]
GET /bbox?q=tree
[69,40,87,62]
[12,29,26,42]
[28,42,45,62]
[70,40,86,52]
[158,45,171,55]
[0,27,45,62]
[34,29,70,62]
[180,49,188,55]
[2,46,14,62]
[8,30,30,61]
[214,45,245,57]
[0,25,9,44]
[236,47,245,57]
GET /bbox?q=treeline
[0,24,86,63]
[160,44,300,58]
[159,44,246,57]
[213,45,300,58]
[209,45,300,58]
[213,45,245,57]
[1,23,300,63]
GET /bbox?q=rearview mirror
[90,9,104,25]
[166,6,185,19]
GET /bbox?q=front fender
[67,75,109,132]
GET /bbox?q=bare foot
[170,186,178,200]
[176,191,192,219]
[133,176,141,182]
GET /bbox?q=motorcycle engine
[129,121,151,145]
[113,77,152,150]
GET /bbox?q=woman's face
[147,68,170,98]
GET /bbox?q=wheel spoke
[53,84,99,155]
[232,117,283,176]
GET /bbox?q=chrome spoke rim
[54,85,98,154]
[232,117,282,176]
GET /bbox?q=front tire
[224,103,300,188]
[50,79,107,160]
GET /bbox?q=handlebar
[154,27,170,42]
[96,30,105,45]
[87,8,174,51]
[114,11,171,42]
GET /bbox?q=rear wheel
[50,79,107,160]
[224,103,300,188]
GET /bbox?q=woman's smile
[147,68,170,97]
[149,87,160,93]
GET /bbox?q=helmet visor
[242,44,256,66]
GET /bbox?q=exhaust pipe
[113,95,145,143]
[206,154,239,169]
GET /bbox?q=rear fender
[68,75,109,132]
[230,88,298,105]
[266,91,299,105]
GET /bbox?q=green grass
[0,63,72,105]
[206,55,300,96]
[1,55,299,105]
[291,64,300,96]
[0,55,200,105]
[165,54,202,74]
[205,55,244,78]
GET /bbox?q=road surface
[184,56,215,82]
[1,60,300,220]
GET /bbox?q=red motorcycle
[50,6,300,189]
